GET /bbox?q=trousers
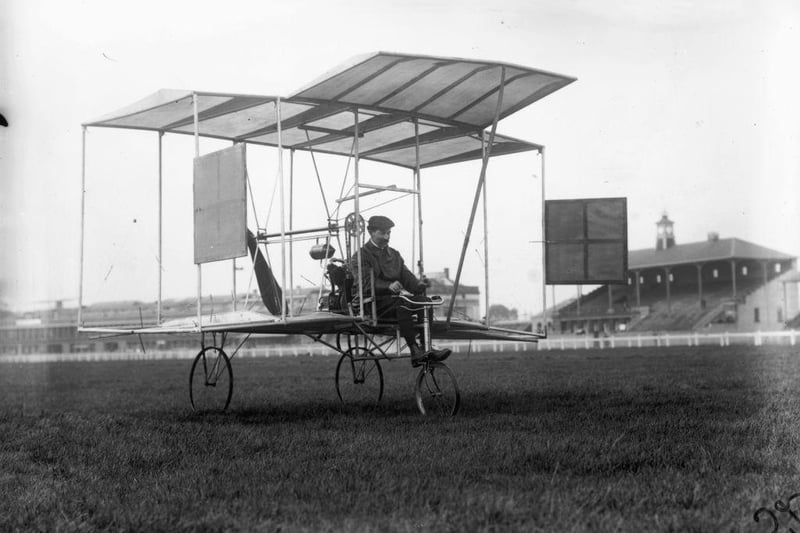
[374,293,431,347]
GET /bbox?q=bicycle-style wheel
[415,363,460,416]
[335,347,384,405]
[189,347,233,412]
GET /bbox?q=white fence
[1,330,797,363]
[534,330,799,350]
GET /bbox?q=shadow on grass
[170,381,761,428]
[175,380,774,475]
[175,398,423,426]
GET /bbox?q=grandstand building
[555,214,799,335]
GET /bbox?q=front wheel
[415,363,460,417]
[335,347,384,405]
[189,347,233,413]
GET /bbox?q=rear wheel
[189,347,233,412]
[415,363,460,416]
[335,347,384,405]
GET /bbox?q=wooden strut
[158,131,163,323]
[539,147,547,337]
[289,147,294,317]
[446,67,506,325]
[277,97,287,320]
[193,92,202,333]
[481,131,490,327]
[78,126,87,327]
[353,107,364,319]
[413,118,429,350]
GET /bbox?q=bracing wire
[255,163,284,310]
[304,131,332,221]
[359,192,414,214]
[246,169,261,230]
[243,258,256,309]
[332,138,357,220]
[303,132,344,260]
[263,166,281,230]
[246,163,280,312]
[100,219,138,284]
[244,168,260,310]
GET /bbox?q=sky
[1,0,798,318]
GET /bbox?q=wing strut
[540,147,548,337]
[276,98,288,320]
[288,147,294,317]
[353,107,364,319]
[416,119,425,277]
[446,67,506,325]
[481,131,490,326]
[78,126,87,327]
[193,92,202,333]
[157,131,163,323]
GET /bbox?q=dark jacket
[351,240,420,296]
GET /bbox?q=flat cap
[367,215,394,232]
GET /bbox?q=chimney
[707,232,719,242]
[443,267,450,279]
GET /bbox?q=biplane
[78,52,627,416]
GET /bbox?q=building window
[656,274,662,283]
[742,266,748,276]
[669,273,674,282]
[713,269,719,279]
[754,308,760,323]
[639,276,644,284]
[775,263,782,273]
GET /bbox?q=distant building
[425,267,481,321]
[555,214,799,335]
[0,268,481,355]
[0,288,318,355]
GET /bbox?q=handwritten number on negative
[754,493,800,532]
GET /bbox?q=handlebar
[394,293,444,307]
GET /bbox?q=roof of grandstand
[780,271,800,283]
[629,237,795,270]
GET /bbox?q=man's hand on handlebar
[389,281,404,294]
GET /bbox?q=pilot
[351,215,451,367]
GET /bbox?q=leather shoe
[409,344,428,367]
[428,347,452,362]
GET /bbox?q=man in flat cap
[351,215,451,367]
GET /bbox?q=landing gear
[335,346,384,405]
[415,361,460,417]
[189,346,233,413]
[333,324,460,416]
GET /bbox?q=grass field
[2,345,800,532]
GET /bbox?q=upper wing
[84,53,574,169]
